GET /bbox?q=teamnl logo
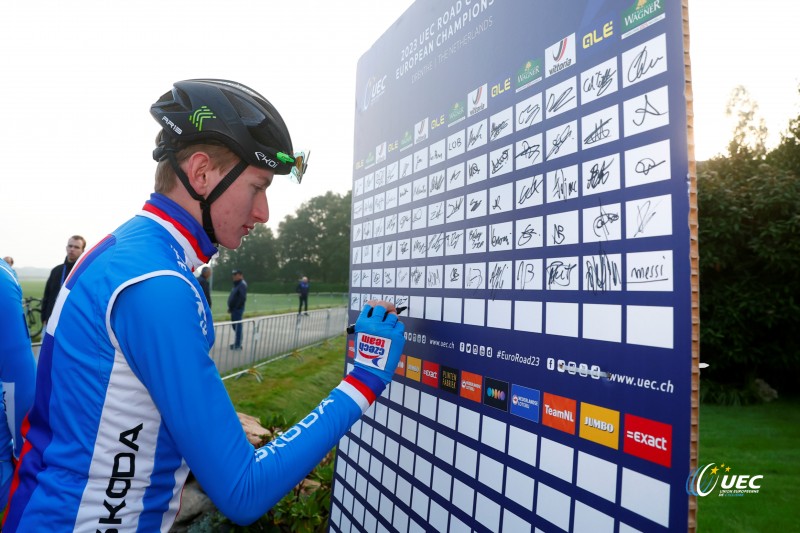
[355,333,392,371]
[686,462,764,497]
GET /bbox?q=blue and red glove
[338,303,405,413]
[351,303,405,385]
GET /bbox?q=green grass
[697,397,800,533]
[224,336,347,423]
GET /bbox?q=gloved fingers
[382,312,399,328]
[358,304,374,322]
[369,304,388,322]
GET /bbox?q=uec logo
[686,463,764,496]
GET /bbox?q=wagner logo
[448,101,466,126]
[189,105,216,131]
[545,34,576,78]
[621,0,665,39]
[687,463,764,497]
[468,84,488,117]
[400,130,414,151]
[516,59,543,92]
[623,413,672,467]
[355,333,391,371]
[361,75,388,111]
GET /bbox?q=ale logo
[686,463,764,497]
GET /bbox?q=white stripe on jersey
[74,349,160,531]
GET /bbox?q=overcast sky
[1,0,798,269]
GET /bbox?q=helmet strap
[165,149,248,244]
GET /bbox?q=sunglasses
[277,150,310,184]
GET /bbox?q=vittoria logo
[468,84,488,117]
[545,34,576,78]
[414,118,429,145]
[355,333,391,370]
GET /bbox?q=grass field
[18,279,347,324]
[224,339,800,532]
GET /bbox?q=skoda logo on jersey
[255,152,279,168]
[355,333,392,370]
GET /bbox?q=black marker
[346,306,407,334]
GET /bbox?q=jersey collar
[139,193,218,268]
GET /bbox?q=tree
[698,89,800,397]
[724,85,768,160]
[277,191,351,284]
[214,225,278,283]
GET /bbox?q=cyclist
[4,79,405,530]
[0,258,36,511]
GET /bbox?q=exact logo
[686,463,764,497]
[355,333,391,371]
[623,413,672,467]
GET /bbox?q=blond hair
[154,132,240,194]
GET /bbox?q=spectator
[41,235,86,324]
[3,79,404,530]
[198,265,212,306]
[227,269,247,349]
[0,258,36,510]
[296,275,310,315]
[2,256,13,267]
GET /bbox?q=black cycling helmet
[150,79,306,243]
[151,78,296,173]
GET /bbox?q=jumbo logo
[355,333,392,370]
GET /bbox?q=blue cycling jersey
[0,259,36,510]
[4,194,384,531]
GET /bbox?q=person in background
[227,268,247,350]
[296,275,309,315]
[198,265,212,307]
[3,79,405,531]
[0,258,36,511]
[41,235,86,324]
[2,256,13,267]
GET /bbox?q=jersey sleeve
[110,275,378,525]
[0,276,37,459]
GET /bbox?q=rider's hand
[352,300,405,385]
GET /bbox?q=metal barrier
[31,307,348,378]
